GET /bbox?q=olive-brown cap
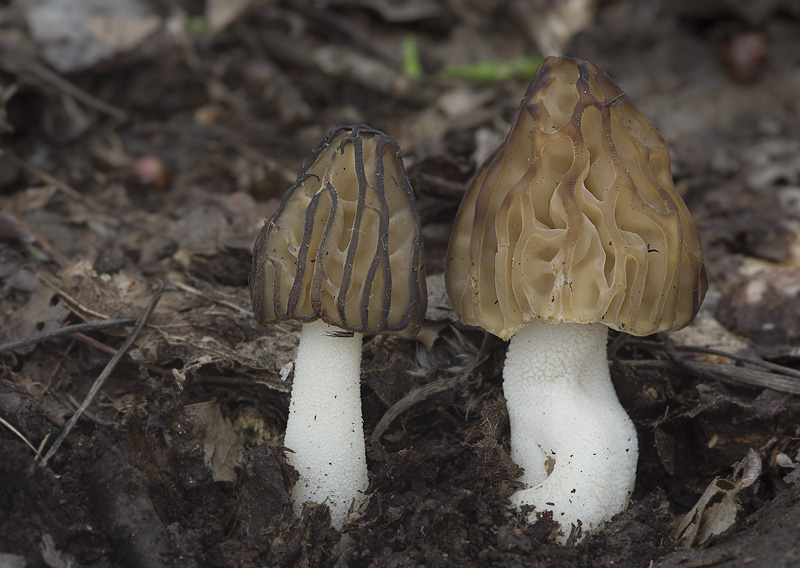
[251,125,426,337]
[446,56,707,340]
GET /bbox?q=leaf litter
[1,1,800,567]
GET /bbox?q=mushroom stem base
[503,321,638,544]
[283,320,368,530]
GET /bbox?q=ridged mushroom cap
[446,56,706,340]
[251,125,426,338]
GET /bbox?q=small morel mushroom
[251,125,426,529]
[446,56,707,543]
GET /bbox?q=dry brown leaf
[676,449,762,547]
[207,0,267,33]
[508,0,596,55]
[185,400,244,482]
[25,0,162,73]
[39,533,70,568]
[671,310,755,360]
[415,321,448,351]
[0,286,70,354]
[85,15,161,52]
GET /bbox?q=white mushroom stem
[503,320,638,544]
[283,319,369,530]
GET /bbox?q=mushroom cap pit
[251,124,426,338]
[446,56,707,340]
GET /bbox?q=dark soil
[2,1,800,567]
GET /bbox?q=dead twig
[72,332,118,356]
[40,282,163,468]
[675,343,800,381]
[260,31,431,104]
[0,317,136,354]
[70,331,172,377]
[623,359,800,395]
[0,207,70,266]
[28,61,127,121]
[2,150,85,202]
[371,332,490,441]
[615,337,800,394]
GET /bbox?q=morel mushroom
[446,56,706,543]
[251,125,426,529]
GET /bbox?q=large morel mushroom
[251,125,426,529]
[446,56,707,543]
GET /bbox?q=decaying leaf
[654,427,676,476]
[25,0,164,73]
[508,0,596,56]
[185,400,244,482]
[415,321,449,351]
[39,533,70,568]
[0,285,70,355]
[676,448,762,547]
[776,450,800,485]
[206,0,271,33]
[466,401,523,487]
[49,260,292,384]
[0,553,26,568]
[670,310,756,361]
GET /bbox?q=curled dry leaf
[676,448,762,547]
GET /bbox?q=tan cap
[251,125,426,337]
[446,56,706,340]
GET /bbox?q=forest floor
[2,0,800,566]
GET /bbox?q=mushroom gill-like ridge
[251,124,426,337]
[446,56,707,340]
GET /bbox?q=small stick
[72,332,118,356]
[675,343,800,380]
[71,332,173,377]
[2,150,85,202]
[0,317,136,354]
[40,282,163,468]
[30,61,127,121]
[0,208,70,266]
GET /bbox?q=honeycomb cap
[251,125,426,337]
[446,56,706,340]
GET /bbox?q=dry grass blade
[0,415,42,458]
